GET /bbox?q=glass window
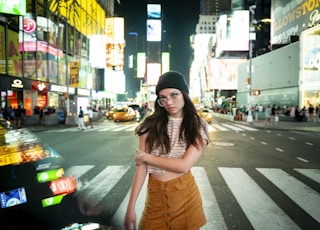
[48,53,57,83]
[57,52,66,85]
[8,29,22,77]
[68,25,74,54]
[74,30,81,57]
[0,25,6,74]
[23,52,37,79]
[37,52,48,82]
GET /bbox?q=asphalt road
[26,119,320,229]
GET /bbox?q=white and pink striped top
[146,116,209,175]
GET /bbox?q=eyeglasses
[157,92,182,107]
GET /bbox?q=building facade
[0,0,116,125]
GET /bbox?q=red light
[49,176,77,195]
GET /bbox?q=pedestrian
[271,104,277,125]
[264,104,272,126]
[308,104,314,122]
[124,71,210,230]
[14,105,24,128]
[88,106,94,128]
[316,104,320,123]
[78,106,85,130]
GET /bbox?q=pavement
[21,116,320,133]
[236,119,320,133]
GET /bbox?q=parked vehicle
[0,118,77,229]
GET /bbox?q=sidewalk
[212,112,320,132]
[20,116,320,133]
[236,118,320,132]
[23,118,106,132]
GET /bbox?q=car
[0,118,77,229]
[198,108,212,123]
[128,104,141,121]
[106,108,116,120]
[113,107,136,122]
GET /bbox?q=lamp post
[246,5,256,123]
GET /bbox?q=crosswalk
[65,165,320,230]
[44,122,258,133]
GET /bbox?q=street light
[246,5,256,123]
[246,6,273,123]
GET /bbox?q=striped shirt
[146,116,209,175]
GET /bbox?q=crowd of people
[258,103,320,125]
[0,105,26,128]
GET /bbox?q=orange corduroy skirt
[139,172,206,230]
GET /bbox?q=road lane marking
[111,175,147,229]
[211,123,229,131]
[111,167,227,230]
[191,167,227,230]
[294,169,320,183]
[257,168,320,223]
[297,157,309,163]
[78,166,130,209]
[219,167,300,230]
[65,165,95,178]
[220,123,244,131]
[232,123,259,131]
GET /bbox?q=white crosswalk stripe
[257,168,320,223]
[219,167,300,230]
[65,165,320,229]
[44,122,258,133]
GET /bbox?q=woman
[124,71,210,230]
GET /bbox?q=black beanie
[155,71,189,95]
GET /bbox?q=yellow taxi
[0,118,77,228]
[106,108,116,120]
[198,107,212,123]
[113,107,136,122]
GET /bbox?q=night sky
[116,0,200,77]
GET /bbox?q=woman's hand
[124,209,137,230]
[135,149,146,166]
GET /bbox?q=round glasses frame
[157,92,182,107]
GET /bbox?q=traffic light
[246,77,251,85]
[253,89,260,96]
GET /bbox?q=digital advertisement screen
[147,19,162,42]
[0,187,27,208]
[147,4,161,19]
[0,0,26,16]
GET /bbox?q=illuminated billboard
[209,58,246,90]
[147,4,161,19]
[137,52,146,78]
[147,19,162,42]
[271,0,320,44]
[146,63,161,86]
[216,10,249,55]
[89,35,107,68]
[106,17,125,70]
[0,0,26,15]
[161,52,170,73]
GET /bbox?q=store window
[57,52,66,85]
[8,29,22,77]
[0,25,5,74]
[23,52,37,79]
[68,25,74,54]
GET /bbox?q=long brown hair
[135,92,207,155]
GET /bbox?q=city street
[31,118,320,229]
